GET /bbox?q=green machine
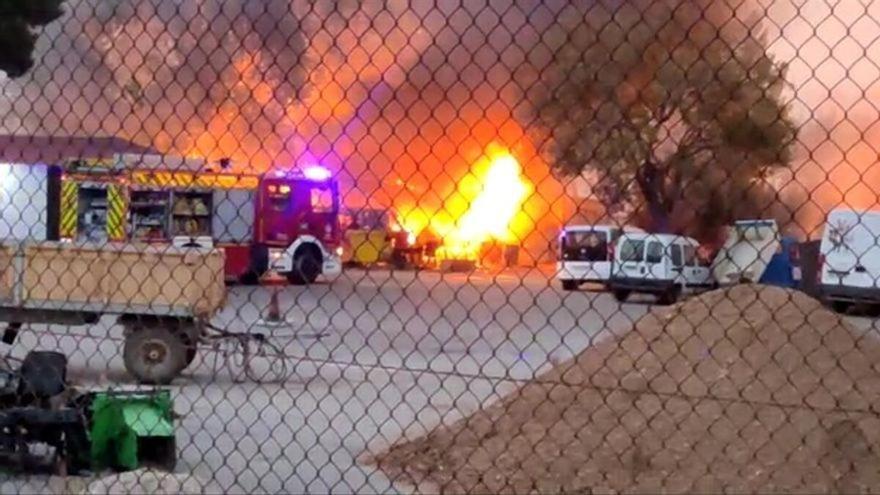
[0,352,177,474]
[90,390,177,471]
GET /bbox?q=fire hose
[202,323,291,383]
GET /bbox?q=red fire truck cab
[223,166,343,284]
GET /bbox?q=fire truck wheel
[288,249,321,285]
[123,327,186,384]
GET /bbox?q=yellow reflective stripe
[60,180,78,239]
[130,170,259,190]
[106,184,127,241]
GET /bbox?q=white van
[819,208,880,310]
[609,232,713,304]
[556,225,641,290]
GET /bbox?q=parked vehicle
[341,208,393,266]
[609,232,713,304]
[760,236,802,288]
[556,225,641,291]
[712,219,780,285]
[819,208,880,311]
[0,351,177,474]
[247,168,343,285]
[0,240,226,384]
[52,156,343,285]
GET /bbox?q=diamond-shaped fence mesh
[1,0,880,493]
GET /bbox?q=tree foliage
[535,0,796,236]
[0,0,64,78]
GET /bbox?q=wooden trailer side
[16,242,225,317]
[0,244,14,302]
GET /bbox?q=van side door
[670,243,688,289]
[644,240,665,280]
[616,238,646,279]
[685,244,712,289]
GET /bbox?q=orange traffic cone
[259,270,288,327]
[266,286,282,323]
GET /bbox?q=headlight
[270,250,283,260]
[335,246,343,257]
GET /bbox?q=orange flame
[397,144,531,261]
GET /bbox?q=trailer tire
[123,327,186,384]
[288,247,321,285]
[561,280,578,291]
[177,326,199,370]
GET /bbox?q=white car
[556,224,642,291]
[819,208,880,311]
[609,232,713,304]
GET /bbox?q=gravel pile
[373,286,880,493]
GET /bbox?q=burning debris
[395,145,531,267]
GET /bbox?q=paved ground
[1,268,876,493]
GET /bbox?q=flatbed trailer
[0,240,226,384]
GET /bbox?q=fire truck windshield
[311,186,334,213]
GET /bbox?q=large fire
[397,145,531,262]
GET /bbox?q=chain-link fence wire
[0,0,880,492]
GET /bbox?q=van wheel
[831,301,852,314]
[288,249,321,285]
[613,289,630,302]
[658,286,681,305]
[561,280,578,291]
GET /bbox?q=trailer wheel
[176,327,199,370]
[123,327,186,384]
[288,248,321,285]
[613,289,630,302]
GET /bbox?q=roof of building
[0,135,158,164]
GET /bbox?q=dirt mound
[373,286,880,493]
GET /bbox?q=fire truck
[54,155,343,285]
[241,166,343,284]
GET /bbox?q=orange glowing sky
[2,0,879,246]
[760,0,880,235]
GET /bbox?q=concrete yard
[1,268,873,493]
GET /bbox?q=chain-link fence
[1,0,880,493]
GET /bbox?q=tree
[0,0,64,78]
[535,0,796,237]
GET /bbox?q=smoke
[3,0,873,252]
[1,0,311,164]
[760,0,880,237]
[0,0,585,258]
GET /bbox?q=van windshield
[561,230,608,262]
[619,239,644,262]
